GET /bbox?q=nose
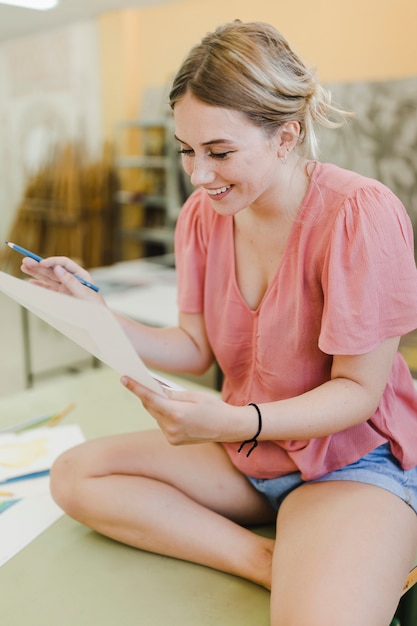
[188,156,216,187]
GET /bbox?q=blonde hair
[169,20,350,158]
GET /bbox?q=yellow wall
[99,0,417,139]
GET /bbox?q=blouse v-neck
[230,162,318,314]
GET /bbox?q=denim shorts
[246,443,417,515]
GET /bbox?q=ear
[276,121,301,159]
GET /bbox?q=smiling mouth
[206,185,231,196]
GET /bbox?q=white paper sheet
[0,494,63,566]
[0,271,164,395]
[0,424,85,566]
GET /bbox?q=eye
[177,148,235,159]
[209,151,233,160]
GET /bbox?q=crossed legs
[50,429,276,588]
[50,429,417,625]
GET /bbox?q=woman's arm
[257,335,400,441]
[121,336,400,446]
[115,311,214,375]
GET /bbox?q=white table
[91,257,179,328]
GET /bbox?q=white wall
[0,20,103,243]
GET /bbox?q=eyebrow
[174,134,235,147]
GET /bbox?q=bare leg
[270,481,417,626]
[50,429,276,588]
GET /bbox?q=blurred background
[0,0,416,394]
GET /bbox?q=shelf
[114,114,187,260]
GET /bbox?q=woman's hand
[21,256,104,303]
[121,376,241,446]
[123,337,402,445]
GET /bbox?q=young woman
[22,21,417,626]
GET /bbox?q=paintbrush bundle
[0,141,117,276]
[81,141,118,268]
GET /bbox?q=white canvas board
[0,271,164,395]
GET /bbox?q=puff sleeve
[319,184,417,355]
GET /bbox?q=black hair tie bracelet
[237,402,262,458]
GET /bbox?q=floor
[1,290,417,398]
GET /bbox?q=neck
[249,156,312,222]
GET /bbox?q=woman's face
[173,92,284,216]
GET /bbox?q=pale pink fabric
[175,162,417,480]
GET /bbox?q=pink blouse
[175,162,417,480]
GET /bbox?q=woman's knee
[50,442,92,517]
[49,431,158,518]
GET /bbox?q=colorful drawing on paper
[0,438,49,469]
[0,435,51,516]
[0,423,85,567]
[0,499,20,515]
[0,425,80,484]
[0,434,50,517]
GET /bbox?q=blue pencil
[0,469,51,486]
[5,241,100,292]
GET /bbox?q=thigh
[54,428,275,525]
[270,480,417,626]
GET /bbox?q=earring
[280,145,289,164]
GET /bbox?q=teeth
[206,186,230,196]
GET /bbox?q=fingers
[41,256,89,276]
[52,266,98,299]
[121,376,166,404]
[21,256,98,299]
[121,376,182,422]
[121,376,202,405]
[21,257,57,283]
[121,376,179,438]
[22,256,91,278]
